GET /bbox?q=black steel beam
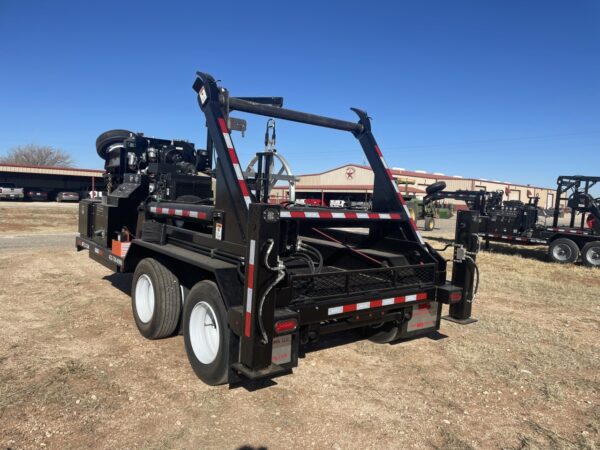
[447,211,479,323]
[226,97,364,134]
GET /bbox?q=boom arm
[424,189,502,216]
[192,72,426,246]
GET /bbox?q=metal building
[0,163,104,200]
[271,163,557,209]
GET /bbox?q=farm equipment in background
[420,182,503,231]
[76,72,480,386]
[475,175,600,267]
[403,194,453,231]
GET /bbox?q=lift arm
[192,72,426,246]
[423,190,500,216]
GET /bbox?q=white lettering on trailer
[108,254,123,266]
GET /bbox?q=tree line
[0,144,74,167]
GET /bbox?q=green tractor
[397,180,453,231]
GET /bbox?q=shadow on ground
[426,235,552,264]
[103,273,133,296]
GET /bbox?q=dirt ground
[0,202,78,234]
[0,205,598,449]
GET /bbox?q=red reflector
[450,292,462,301]
[274,319,297,334]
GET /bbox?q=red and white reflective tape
[487,233,527,242]
[244,239,257,337]
[327,292,428,316]
[374,144,426,245]
[547,227,588,235]
[280,211,402,220]
[485,233,546,244]
[218,118,252,208]
[149,206,207,220]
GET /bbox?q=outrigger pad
[231,362,290,380]
[442,315,478,325]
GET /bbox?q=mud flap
[403,301,441,337]
[271,335,292,365]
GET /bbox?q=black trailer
[476,175,600,267]
[421,182,504,226]
[76,72,480,385]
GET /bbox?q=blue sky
[0,0,598,188]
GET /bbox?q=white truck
[0,183,24,200]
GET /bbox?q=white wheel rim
[586,247,600,266]
[135,274,155,323]
[189,302,220,364]
[552,244,572,262]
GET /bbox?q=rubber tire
[548,238,580,264]
[425,181,446,196]
[424,216,435,231]
[96,129,134,160]
[132,258,182,339]
[183,280,230,385]
[366,321,402,344]
[581,241,600,268]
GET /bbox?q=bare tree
[0,144,74,167]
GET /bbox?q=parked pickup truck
[0,183,24,200]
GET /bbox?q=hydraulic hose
[465,255,480,300]
[257,239,286,344]
[285,253,316,274]
[298,241,323,273]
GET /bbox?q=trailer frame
[76,72,480,385]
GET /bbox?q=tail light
[274,319,298,335]
[450,291,462,302]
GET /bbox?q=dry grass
[0,212,598,449]
[0,202,78,234]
